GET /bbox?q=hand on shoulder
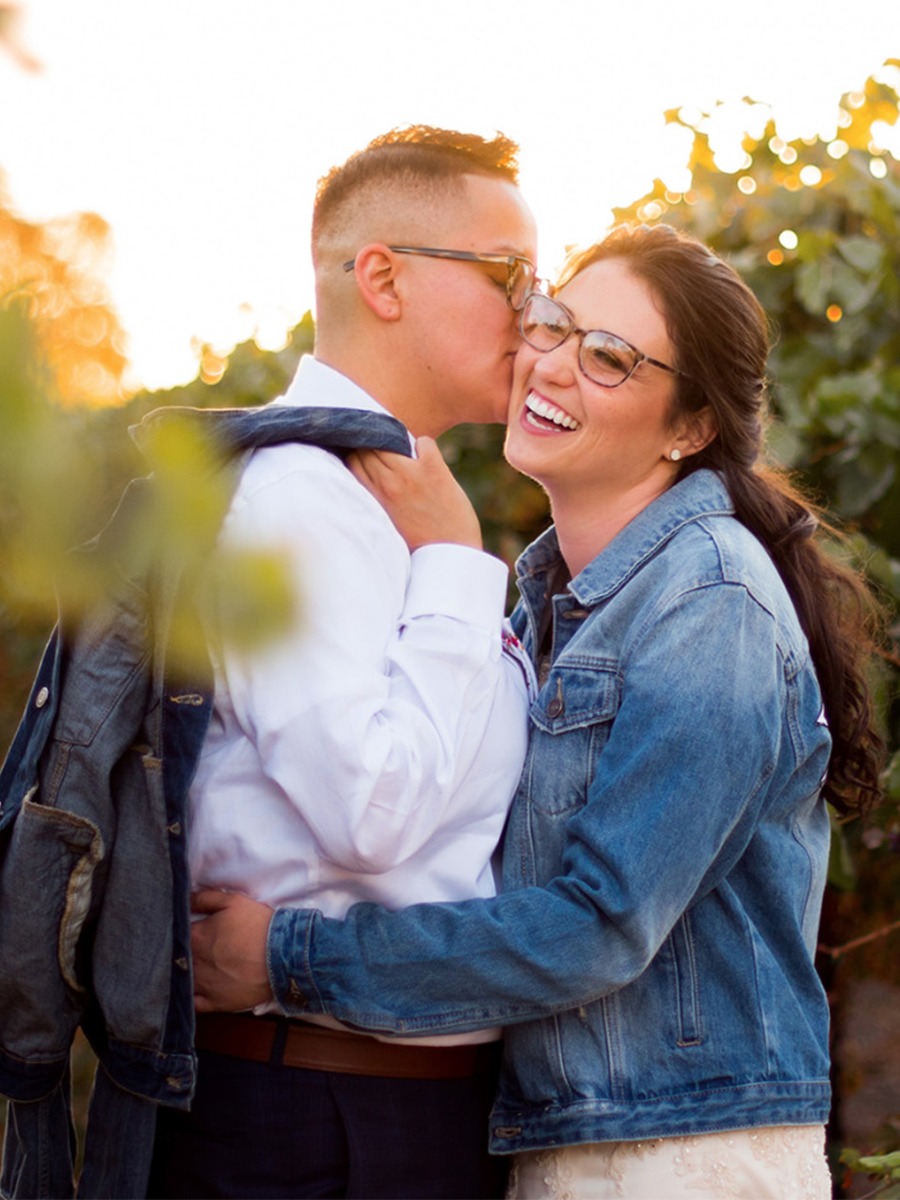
[347,438,483,552]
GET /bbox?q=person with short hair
[149,125,538,1200]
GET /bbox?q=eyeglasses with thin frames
[343,246,537,311]
[519,291,683,388]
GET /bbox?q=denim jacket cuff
[266,907,326,1017]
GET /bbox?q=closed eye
[583,336,633,375]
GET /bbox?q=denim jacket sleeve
[266,575,827,1034]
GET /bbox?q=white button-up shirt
[189,357,531,1032]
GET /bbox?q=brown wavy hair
[557,223,885,818]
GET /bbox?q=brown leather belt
[194,1012,498,1080]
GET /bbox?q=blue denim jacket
[270,469,833,1152]
[0,403,411,1199]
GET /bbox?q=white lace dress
[507,1125,831,1200]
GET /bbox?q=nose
[530,337,579,386]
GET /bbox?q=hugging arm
[259,586,803,1031]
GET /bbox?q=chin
[504,440,542,483]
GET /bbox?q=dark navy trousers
[148,1043,507,1199]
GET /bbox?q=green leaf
[831,260,881,314]
[795,260,829,314]
[838,235,885,274]
[834,455,895,517]
[857,1150,900,1171]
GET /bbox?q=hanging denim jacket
[267,469,833,1152]
[0,402,411,1199]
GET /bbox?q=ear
[673,405,717,459]
[350,243,402,321]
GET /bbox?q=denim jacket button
[35,686,50,709]
[547,698,564,718]
[288,979,308,1008]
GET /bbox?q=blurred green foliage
[604,67,900,900]
[840,1146,900,1197]
[0,255,316,730]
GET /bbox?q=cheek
[457,305,512,361]
[490,304,518,343]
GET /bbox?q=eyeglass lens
[508,260,535,311]
[520,295,638,385]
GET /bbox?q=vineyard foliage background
[1,66,900,1195]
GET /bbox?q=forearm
[264,590,781,1033]
[266,883,643,1033]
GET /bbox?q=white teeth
[525,392,581,430]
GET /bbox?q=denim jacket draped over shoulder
[274,469,833,1151]
[0,401,410,1199]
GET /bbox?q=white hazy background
[1,0,898,390]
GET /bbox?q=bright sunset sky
[1,0,899,391]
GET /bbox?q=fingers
[348,446,423,504]
[346,448,372,488]
[345,438,474,549]
[413,436,439,463]
[348,449,401,505]
[191,888,235,915]
[189,890,275,1014]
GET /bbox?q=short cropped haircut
[312,125,520,264]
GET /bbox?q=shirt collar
[275,355,415,453]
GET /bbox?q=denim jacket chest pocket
[526,658,621,818]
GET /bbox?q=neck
[314,339,445,439]
[548,476,674,578]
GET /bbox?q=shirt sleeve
[209,447,513,875]
[264,579,818,1030]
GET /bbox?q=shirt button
[35,687,50,709]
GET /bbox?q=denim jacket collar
[516,468,735,609]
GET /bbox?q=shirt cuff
[403,544,508,630]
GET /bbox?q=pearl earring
[669,448,682,462]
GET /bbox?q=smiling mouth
[524,392,581,431]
